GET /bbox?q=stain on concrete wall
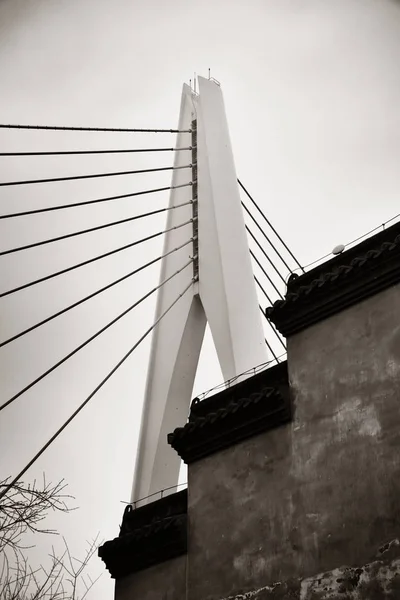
[218,539,400,599]
[187,284,400,600]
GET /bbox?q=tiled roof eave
[99,514,187,579]
[98,491,188,579]
[168,385,291,464]
[267,228,400,337]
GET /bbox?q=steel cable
[242,202,293,275]
[0,164,191,187]
[238,179,304,273]
[254,281,287,351]
[0,260,195,414]
[250,249,283,299]
[0,183,192,219]
[0,219,194,298]
[245,225,287,285]
[0,277,195,500]
[0,124,191,134]
[0,202,193,256]
[0,147,191,157]
[0,239,194,348]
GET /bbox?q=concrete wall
[115,555,186,600]
[187,284,400,600]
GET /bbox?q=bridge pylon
[131,76,268,503]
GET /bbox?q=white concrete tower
[131,77,268,503]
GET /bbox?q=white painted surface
[131,85,206,502]
[132,79,267,502]
[196,77,268,380]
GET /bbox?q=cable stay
[0,277,195,500]
[0,219,194,298]
[0,164,191,187]
[254,280,286,351]
[242,201,293,275]
[238,179,304,273]
[265,341,279,363]
[0,260,195,415]
[245,225,286,285]
[249,249,283,300]
[0,147,192,157]
[254,275,272,305]
[0,202,194,257]
[0,124,191,134]
[262,330,279,363]
[0,238,194,348]
[0,183,192,220]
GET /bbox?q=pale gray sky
[1,1,400,598]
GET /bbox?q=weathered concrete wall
[187,284,400,600]
[218,539,400,599]
[115,555,186,600]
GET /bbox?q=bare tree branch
[0,476,102,600]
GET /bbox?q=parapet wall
[185,282,400,600]
[100,221,400,600]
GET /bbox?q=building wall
[115,555,186,600]
[187,283,400,600]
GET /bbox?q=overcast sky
[1,1,400,598]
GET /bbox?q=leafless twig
[0,476,102,600]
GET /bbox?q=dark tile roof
[98,489,187,579]
[267,221,400,337]
[168,361,291,464]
